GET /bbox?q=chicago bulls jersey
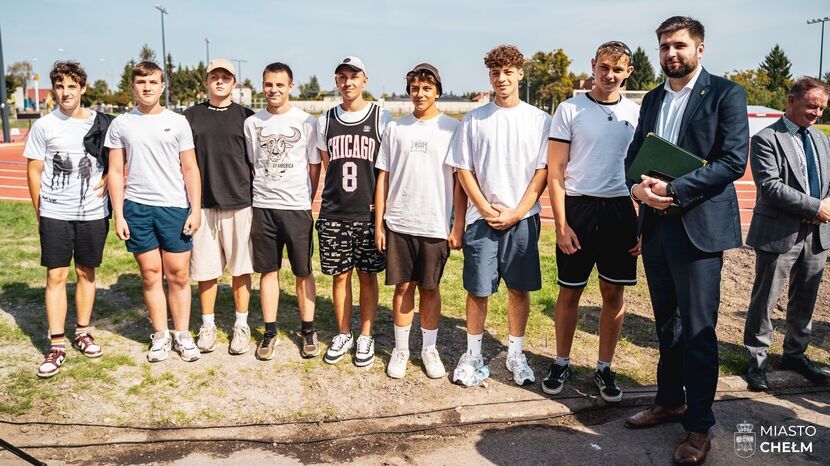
[319,103,389,221]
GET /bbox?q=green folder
[627,133,707,183]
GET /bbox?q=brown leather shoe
[673,431,711,464]
[624,404,686,429]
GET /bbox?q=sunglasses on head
[598,41,632,58]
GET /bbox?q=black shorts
[556,196,638,288]
[385,228,450,290]
[251,208,313,276]
[39,217,109,268]
[316,217,386,276]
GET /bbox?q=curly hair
[50,61,87,88]
[484,45,524,70]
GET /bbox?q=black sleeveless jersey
[320,103,383,221]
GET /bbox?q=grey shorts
[462,214,542,297]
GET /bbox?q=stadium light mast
[154,4,169,107]
[205,38,210,65]
[230,58,248,83]
[807,16,830,78]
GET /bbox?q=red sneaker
[37,348,67,378]
[73,332,103,358]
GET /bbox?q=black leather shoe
[780,355,830,385]
[746,366,768,392]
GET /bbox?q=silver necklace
[589,92,620,121]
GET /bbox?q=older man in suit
[743,77,830,392]
[622,16,749,464]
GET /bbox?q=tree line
[3,43,823,113]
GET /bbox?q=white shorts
[190,207,254,281]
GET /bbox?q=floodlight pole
[155,4,169,107]
[230,58,248,83]
[0,25,10,143]
[205,38,210,65]
[808,17,830,78]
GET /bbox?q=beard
[661,58,697,79]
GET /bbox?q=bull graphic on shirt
[78,154,93,203]
[51,153,73,190]
[256,126,301,180]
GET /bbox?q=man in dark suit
[743,77,830,392]
[623,16,749,465]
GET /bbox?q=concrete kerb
[1,371,824,451]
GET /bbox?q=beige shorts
[190,207,254,281]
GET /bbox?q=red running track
[0,141,758,231]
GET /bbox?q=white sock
[421,327,438,349]
[466,333,483,357]
[235,311,248,327]
[555,356,571,367]
[597,360,611,372]
[202,314,215,326]
[394,324,411,351]
[508,334,524,356]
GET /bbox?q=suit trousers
[642,215,723,433]
[743,225,827,369]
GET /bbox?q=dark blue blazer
[625,68,749,253]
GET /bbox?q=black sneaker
[594,366,623,402]
[541,363,571,395]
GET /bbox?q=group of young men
[23,14,830,464]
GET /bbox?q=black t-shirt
[183,101,255,209]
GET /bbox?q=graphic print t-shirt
[104,108,195,208]
[24,109,109,221]
[244,107,320,210]
[316,103,392,221]
[375,113,459,239]
[183,101,255,209]
[445,101,552,225]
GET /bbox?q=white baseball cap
[206,59,237,79]
[335,56,366,75]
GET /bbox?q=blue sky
[3,0,829,95]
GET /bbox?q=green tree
[82,79,110,106]
[6,61,33,96]
[628,47,656,90]
[759,44,792,92]
[299,75,321,100]
[139,44,157,63]
[725,69,786,110]
[525,49,573,112]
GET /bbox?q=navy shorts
[462,214,542,297]
[556,196,638,288]
[124,199,192,254]
[39,217,109,268]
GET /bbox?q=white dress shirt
[656,67,702,143]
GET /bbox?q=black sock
[301,320,314,334]
[264,321,277,336]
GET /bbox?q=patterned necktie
[798,127,821,199]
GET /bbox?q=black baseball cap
[405,63,443,96]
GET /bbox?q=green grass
[815,124,830,136]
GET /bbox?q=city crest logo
[735,421,756,458]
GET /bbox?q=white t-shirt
[549,93,640,198]
[245,106,320,210]
[376,113,459,239]
[315,103,393,151]
[23,109,109,221]
[104,108,195,208]
[445,101,552,225]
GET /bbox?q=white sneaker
[174,331,201,362]
[506,352,535,386]
[421,346,447,379]
[354,335,375,367]
[387,348,409,379]
[147,330,172,362]
[196,323,217,353]
[324,333,354,364]
[229,323,251,355]
[453,353,489,387]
